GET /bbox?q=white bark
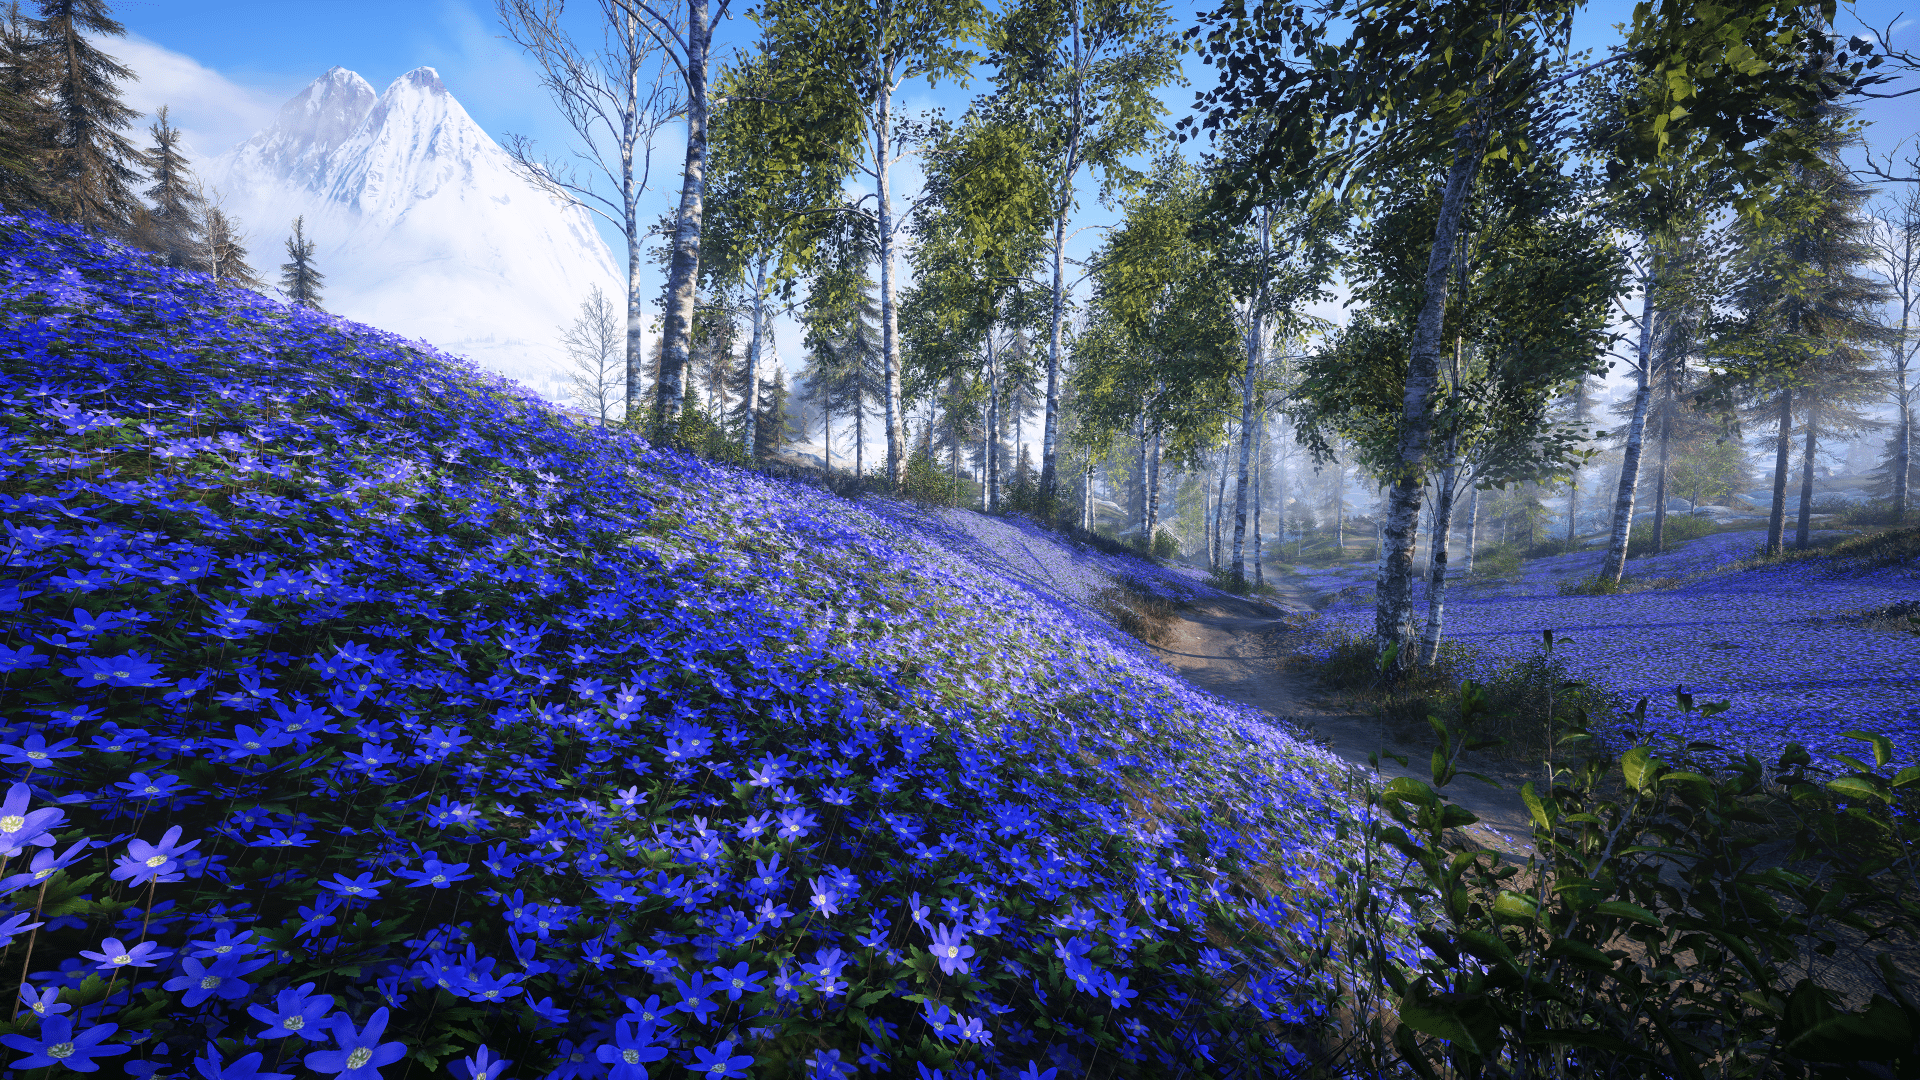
[1599,259,1658,583]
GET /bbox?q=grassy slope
[0,212,1360,1079]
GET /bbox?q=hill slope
[0,213,1359,1078]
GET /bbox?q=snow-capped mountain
[207,66,621,396]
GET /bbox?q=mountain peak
[396,66,447,94]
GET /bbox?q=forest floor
[1145,582,1538,861]
[1148,571,1913,1010]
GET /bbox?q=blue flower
[594,1021,666,1080]
[0,782,67,855]
[248,982,336,1041]
[709,962,764,1001]
[0,1015,127,1072]
[163,953,270,1006]
[455,1044,510,1080]
[111,824,199,885]
[304,1008,408,1079]
[320,871,390,902]
[62,650,165,687]
[79,936,172,970]
[687,1041,754,1079]
[927,923,975,976]
[196,1047,295,1080]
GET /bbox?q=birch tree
[500,0,684,427]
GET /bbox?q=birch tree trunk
[1332,458,1345,555]
[1036,19,1085,515]
[1795,401,1817,549]
[986,329,1001,512]
[1419,453,1459,666]
[1253,410,1266,588]
[1462,478,1480,573]
[1376,130,1478,669]
[874,86,905,488]
[625,181,645,424]
[1136,418,1150,542]
[1213,443,1231,568]
[1651,401,1672,552]
[742,256,768,457]
[1767,388,1792,555]
[1231,307,1262,582]
[653,0,710,429]
[1147,427,1162,537]
[1599,260,1659,583]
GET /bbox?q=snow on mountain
[207,66,621,397]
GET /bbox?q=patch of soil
[1146,584,1537,861]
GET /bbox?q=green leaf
[1893,766,1920,789]
[1782,981,1914,1061]
[1545,938,1615,972]
[1658,771,1714,786]
[1492,891,1539,921]
[1593,901,1662,928]
[1521,781,1553,830]
[1621,746,1659,792]
[1826,776,1891,805]
[1383,776,1437,808]
[1396,983,1488,1055]
[1438,804,1479,829]
[1841,730,1894,769]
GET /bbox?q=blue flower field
[0,212,1369,1078]
[1306,531,1920,765]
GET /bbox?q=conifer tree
[754,366,794,461]
[279,217,325,309]
[139,106,204,270]
[0,2,53,212]
[203,203,261,290]
[34,0,141,233]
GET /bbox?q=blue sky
[110,0,1920,446]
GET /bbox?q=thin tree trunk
[1897,393,1912,523]
[1419,452,1459,666]
[1137,418,1150,543]
[742,256,767,457]
[875,90,905,488]
[986,329,1001,512]
[1333,458,1345,557]
[1231,306,1261,582]
[1037,76,1084,516]
[1652,402,1672,553]
[1796,401,1817,549]
[1600,259,1659,582]
[1253,410,1266,587]
[1376,128,1479,669]
[1462,478,1480,573]
[652,0,710,430]
[824,400,834,474]
[1565,471,1578,547]
[1767,387,1792,555]
[854,389,865,479]
[1213,443,1231,568]
[625,185,644,424]
[1147,427,1162,538]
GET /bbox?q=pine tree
[0,2,53,212]
[754,367,793,461]
[139,105,204,270]
[1720,104,1893,552]
[279,216,324,309]
[203,204,261,290]
[34,0,141,233]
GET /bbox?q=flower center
[201,975,221,989]
[25,751,45,760]
[47,1043,73,1060]
[284,1016,305,1031]
[112,953,131,965]
[0,816,23,832]
[623,1050,640,1064]
[346,1047,373,1069]
[145,855,167,867]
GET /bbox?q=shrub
[1467,543,1521,579]
[1625,510,1718,555]
[1150,526,1180,560]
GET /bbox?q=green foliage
[1150,526,1178,560]
[1627,510,1721,554]
[901,432,957,505]
[1369,675,1920,1078]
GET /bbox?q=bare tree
[500,0,684,424]
[1871,170,1920,521]
[562,286,624,424]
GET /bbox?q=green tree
[986,0,1183,512]
[139,106,205,271]
[754,0,985,487]
[1187,0,1857,672]
[1869,173,1920,522]
[0,2,53,213]
[279,216,324,310]
[1715,104,1892,552]
[33,0,141,234]
[203,203,261,290]
[899,111,1050,512]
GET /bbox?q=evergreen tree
[754,366,794,461]
[1719,105,1892,551]
[0,2,52,212]
[279,216,325,309]
[139,105,204,270]
[34,0,141,233]
[203,204,261,290]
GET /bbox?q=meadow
[3,210,1918,1080]
[0,211,1375,1079]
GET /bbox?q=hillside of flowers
[0,212,1365,1079]
[1305,532,1920,765]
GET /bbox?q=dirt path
[1148,585,1538,858]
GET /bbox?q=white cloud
[113,34,288,165]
